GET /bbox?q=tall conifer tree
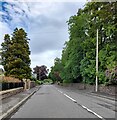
[1,28,31,80]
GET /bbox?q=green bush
[63,79,72,83]
[43,79,53,84]
[36,80,43,85]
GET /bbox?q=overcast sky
[0,0,86,71]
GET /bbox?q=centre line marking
[64,93,77,103]
[56,88,104,120]
[58,90,63,94]
[81,105,104,119]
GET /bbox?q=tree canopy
[49,2,117,85]
[33,65,48,80]
[1,28,31,80]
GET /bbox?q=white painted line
[64,93,77,103]
[93,112,103,119]
[57,90,60,92]
[56,88,104,119]
[81,105,103,119]
[57,90,63,94]
[54,86,63,94]
[82,105,87,109]
[55,87,104,119]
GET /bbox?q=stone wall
[0,87,24,99]
[60,83,116,95]
[23,79,36,90]
[99,85,116,95]
[30,81,36,89]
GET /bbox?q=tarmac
[0,84,116,119]
[56,84,116,101]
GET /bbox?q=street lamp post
[96,29,98,92]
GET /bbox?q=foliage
[43,79,53,84]
[1,28,31,80]
[49,2,117,85]
[35,80,43,85]
[49,57,63,83]
[33,65,48,80]
[30,76,37,81]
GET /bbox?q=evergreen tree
[1,28,31,80]
[1,34,11,76]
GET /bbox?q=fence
[0,77,36,91]
[0,82,24,91]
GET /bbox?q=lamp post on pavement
[96,29,98,92]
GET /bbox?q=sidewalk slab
[0,85,41,119]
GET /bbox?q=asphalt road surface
[10,85,116,119]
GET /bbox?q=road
[10,85,115,119]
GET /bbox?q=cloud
[0,1,85,69]
[30,50,62,70]
[28,2,85,54]
[0,21,12,46]
[3,0,89,2]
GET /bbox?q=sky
[0,0,86,71]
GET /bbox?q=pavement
[0,85,41,120]
[0,84,116,119]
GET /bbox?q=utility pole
[96,29,98,92]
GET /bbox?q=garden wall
[60,83,116,95]
[0,87,23,99]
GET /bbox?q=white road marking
[56,88,104,119]
[64,93,77,103]
[60,91,63,94]
[57,90,63,94]
[81,105,103,119]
